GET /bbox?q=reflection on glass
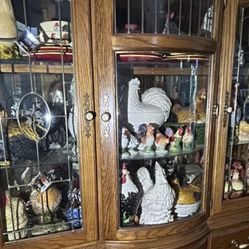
[0,0,82,243]
[223,6,249,200]
[117,51,210,227]
[115,0,213,37]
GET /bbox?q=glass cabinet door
[113,0,214,228]
[223,4,249,200]
[117,52,210,227]
[0,0,97,246]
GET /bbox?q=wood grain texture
[91,0,118,241]
[0,0,98,248]
[209,223,249,249]
[112,35,216,53]
[0,64,73,74]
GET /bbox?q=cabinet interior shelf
[133,66,208,76]
[0,63,73,74]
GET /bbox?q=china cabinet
[209,0,249,248]
[0,0,242,248]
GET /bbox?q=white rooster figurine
[127,78,171,133]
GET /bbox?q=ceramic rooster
[169,127,184,154]
[137,162,175,225]
[127,78,171,133]
[155,131,170,155]
[182,126,194,153]
[120,163,141,225]
[121,127,139,158]
[137,124,155,155]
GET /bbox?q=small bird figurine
[155,131,170,155]
[182,126,194,153]
[137,124,155,154]
[169,127,183,155]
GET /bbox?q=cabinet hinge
[212,104,219,117]
[210,198,213,209]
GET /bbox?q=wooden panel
[209,223,249,249]
[105,223,208,249]
[0,63,73,74]
[91,0,117,241]
[112,35,216,54]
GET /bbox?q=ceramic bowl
[40,21,70,42]
[175,202,201,218]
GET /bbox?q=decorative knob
[225,106,233,114]
[85,111,95,121]
[101,112,111,122]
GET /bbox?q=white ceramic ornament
[137,162,175,225]
[127,78,171,132]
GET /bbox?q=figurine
[121,127,130,158]
[120,163,141,225]
[127,78,171,133]
[169,127,183,154]
[155,130,170,155]
[137,162,175,225]
[5,193,28,241]
[182,126,194,153]
[30,186,62,217]
[137,124,155,155]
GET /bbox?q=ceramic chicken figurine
[127,132,139,155]
[182,126,194,153]
[127,78,171,133]
[5,193,28,241]
[155,131,170,155]
[121,127,139,158]
[137,162,175,225]
[137,124,155,155]
[169,127,184,154]
[120,163,141,225]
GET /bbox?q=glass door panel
[116,52,210,227]
[115,0,213,37]
[223,6,249,200]
[0,0,82,243]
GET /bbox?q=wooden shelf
[0,63,73,74]
[133,66,209,76]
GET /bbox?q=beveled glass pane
[116,52,210,227]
